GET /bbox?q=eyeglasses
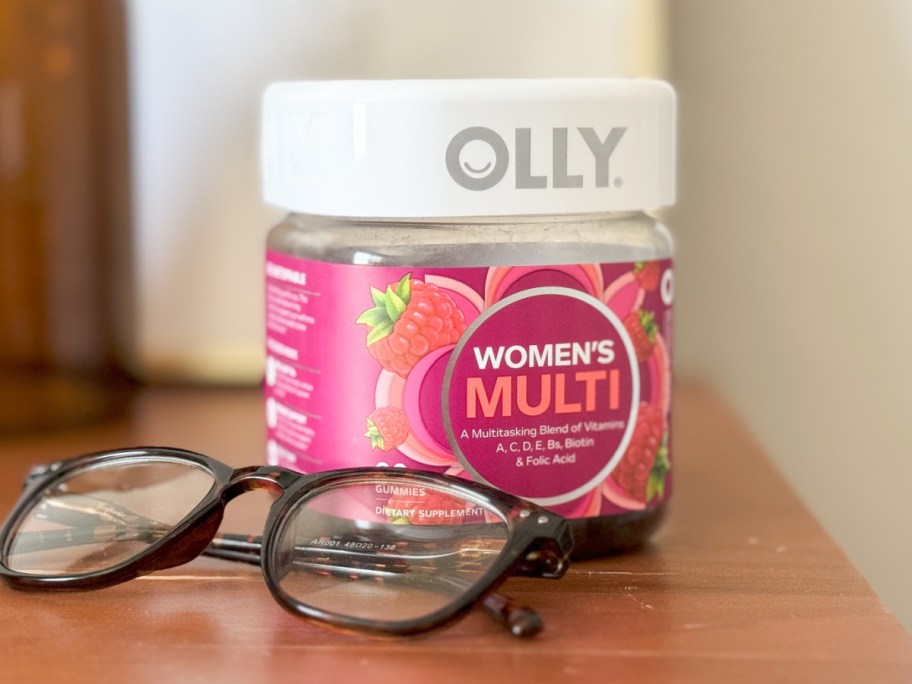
[0,447,572,638]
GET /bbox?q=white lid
[261,79,675,218]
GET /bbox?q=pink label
[265,253,673,518]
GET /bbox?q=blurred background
[1,0,910,629]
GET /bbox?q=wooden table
[0,384,909,683]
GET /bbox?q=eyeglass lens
[4,458,215,575]
[273,477,510,623]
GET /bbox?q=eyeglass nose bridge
[222,465,301,501]
[155,466,299,569]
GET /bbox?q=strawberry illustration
[633,261,661,291]
[365,406,410,451]
[357,274,467,377]
[611,402,670,503]
[623,309,658,362]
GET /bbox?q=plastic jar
[261,79,675,558]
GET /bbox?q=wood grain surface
[0,384,909,683]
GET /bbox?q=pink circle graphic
[443,287,639,505]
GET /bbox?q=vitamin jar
[261,80,675,557]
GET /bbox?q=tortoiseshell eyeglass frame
[0,447,573,638]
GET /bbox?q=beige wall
[668,1,912,629]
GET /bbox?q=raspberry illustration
[633,261,661,291]
[356,274,467,377]
[623,309,658,362]
[365,406,410,451]
[611,402,670,503]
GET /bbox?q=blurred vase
[0,0,133,433]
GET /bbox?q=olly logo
[445,126,626,191]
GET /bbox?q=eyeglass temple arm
[30,497,546,637]
[205,533,544,638]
